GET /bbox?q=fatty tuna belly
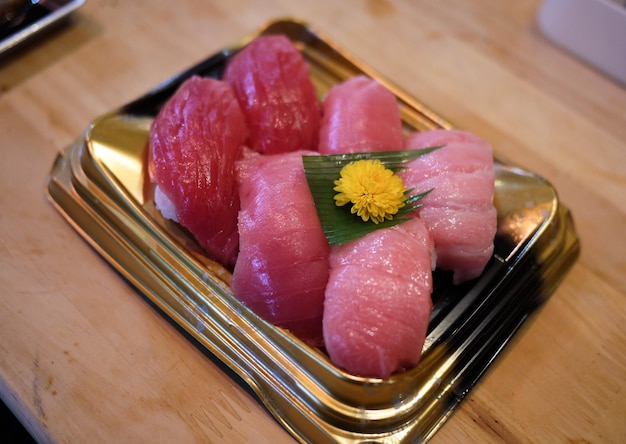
[401,129,497,284]
[412,142,494,177]
[223,35,321,155]
[231,151,330,346]
[413,170,496,210]
[323,218,434,379]
[418,206,497,284]
[149,75,247,268]
[405,128,491,154]
[318,75,404,154]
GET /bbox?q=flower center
[333,159,407,224]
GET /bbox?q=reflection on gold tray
[45,18,579,443]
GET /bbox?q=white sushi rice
[154,185,179,222]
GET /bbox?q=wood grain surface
[1,1,624,442]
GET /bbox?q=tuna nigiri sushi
[149,75,247,268]
[231,150,330,346]
[323,218,435,379]
[318,75,404,154]
[401,129,497,284]
[223,35,321,155]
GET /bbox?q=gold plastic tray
[46,18,579,443]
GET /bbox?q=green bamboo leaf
[302,146,441,246]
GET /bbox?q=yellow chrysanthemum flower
[333,159,407,224]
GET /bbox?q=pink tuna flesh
[223,35,321,155]
[318,75,404,154]
[401,129,497,284]
[323,218,434,379]
[149,76,247,268]
[231,150,330,346]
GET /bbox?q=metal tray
[45,18,580,443]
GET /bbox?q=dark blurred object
[0,399,36,443]
[0,0,84,57]
[0,0,33,30]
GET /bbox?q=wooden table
[1,1,624,442]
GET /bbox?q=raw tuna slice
[323,218,434,379]
[318,75,404,154]
[401,129,497,284]
[231,150,330,346]
[149,75,247,268]
[223,35,321,155]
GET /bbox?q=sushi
[223,35,321,155]
[231,150,330,346]
[318,75,404,154]
[148,34,499,377]
[323,218,434,378]
[401,129,497,284]
[149,75,247,268]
